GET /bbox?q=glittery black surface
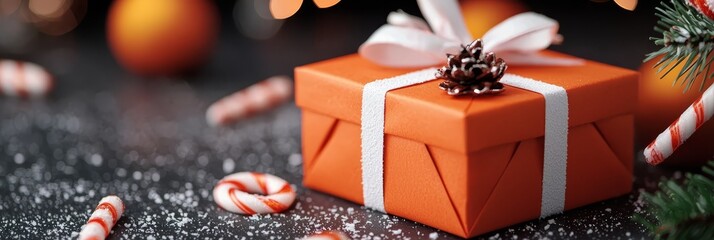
[0,1,686,239]
[0,78,680,239]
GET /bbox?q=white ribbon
[358,0,574,218]
[358,0,583,68]
[361,68,438,212]
[501,74,569,218]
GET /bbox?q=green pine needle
[635,161,714,239]
[646,0,714,92]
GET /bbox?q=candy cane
[206,76,292,126]
[687,0,714,20]
[0,60,53,98]
[644,83,714,165]
[303,231,351,240]
[213,172,296,214]
[78,195,125,240]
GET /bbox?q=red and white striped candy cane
[213,172,296,214]
[303,231,351,240]
[644,84,714,165]
[0,60,53,98]
[206,76,292,126]
[78,195,125,240]
[687,0,714,20]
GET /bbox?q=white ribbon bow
[358,0,583,68]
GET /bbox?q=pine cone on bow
[436,39,507,96]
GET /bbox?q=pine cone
[435,39,507,96]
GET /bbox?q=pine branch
[645,0,714,92]
[635,161,714,239]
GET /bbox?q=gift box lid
[295,51,638,154]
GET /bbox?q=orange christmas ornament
[107,0,218,77]
[636,57,714,166]
[459,0,527,37]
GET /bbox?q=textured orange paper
[295,51,638,238]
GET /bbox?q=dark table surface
[0,0,691,239]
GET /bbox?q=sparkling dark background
[0,0,685,239]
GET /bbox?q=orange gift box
[295,51,638,238]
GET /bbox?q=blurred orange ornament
[636,57,714,166]
[459,0,527,37]
[107,0,218,77]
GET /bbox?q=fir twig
[635,161,714,239]
[645,0,714,92]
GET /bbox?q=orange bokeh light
[269,0,302,19]
[29,0,69,19]
[614,0,637,11]
[313,0,340,8]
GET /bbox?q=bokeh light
[29,0,69,19]
[269,0,302,19]
[254,0,273,20]
[0,0,85,66]
[0,0,21,16]
[589,0,637,11]
[313,0,340,8]
[21,0,87,36]
[235,0,284,39]
[614,0,637,11]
